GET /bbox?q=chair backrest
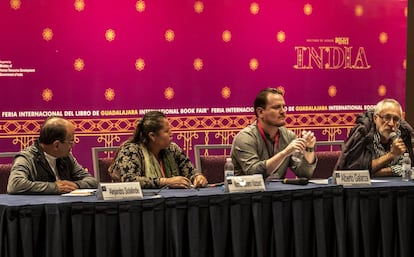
[312,141,344,179]
[194,144,232,184]
[91,146,119,183]
[314,140,345,151]
[313,151,342,179]
[0,152,19,194]
[0,152,18,161]
[200,155,227,184]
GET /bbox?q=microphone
[281,177,309,185]
[143,183,199,197]
[389,129,401,142]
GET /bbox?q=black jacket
[335,110,414,173]
[7,140,98,194]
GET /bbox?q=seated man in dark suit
[7,117,98,194]
[335,98,414,177]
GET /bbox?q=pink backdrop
[0,0,407,173]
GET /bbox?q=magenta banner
[0,0,407,172]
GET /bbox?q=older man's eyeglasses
[377,114,401,123]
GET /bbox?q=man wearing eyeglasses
[231,88,317,179]
[336,99,414,176]
[7,117,98,194]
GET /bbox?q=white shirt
[44,152,59,180]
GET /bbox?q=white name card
[98,182,143,200]
[227,174,265,193]
[333,170,371,186]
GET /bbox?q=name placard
[333,170,371,186]
[97,182,143,200]
[227,174,265,193]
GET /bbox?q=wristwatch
[305,146,315,152]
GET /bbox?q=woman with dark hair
[108,111,208,189]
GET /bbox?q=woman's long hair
[129,111,166,146]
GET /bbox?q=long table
[344,179,414,257]
[0,179,413,257]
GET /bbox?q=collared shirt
[231,121,316,179]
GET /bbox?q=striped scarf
[140,143,180,179]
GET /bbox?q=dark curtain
[4,185,414,257]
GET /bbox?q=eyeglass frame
[376,113,401,123]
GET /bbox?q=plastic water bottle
[224,158,234,191]
[402,153,411,181]
[224,157,234,178]
[291,132,307,167]
[291,150,303,166]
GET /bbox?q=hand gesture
[56,180,79,193]
[301,130,316,148]
[192,174,208,188]
[286,138,307,155]
[164,176,192,189]
[390,138,406,157]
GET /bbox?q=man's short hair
[254,88,284,117]
[38,117,67,145]
[374,98,403,116]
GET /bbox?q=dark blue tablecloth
[0,178,413,257]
